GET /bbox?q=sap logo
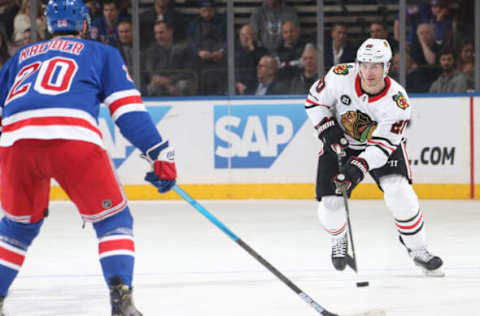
[99,106,171,168]
[214,104,307,168]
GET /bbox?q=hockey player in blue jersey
[0,1,177,315]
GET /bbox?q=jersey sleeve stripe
[110,103,146,121]
[108,95,144,115]
[305,99,331,109]
[104,89,141,106]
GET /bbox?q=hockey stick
[172,184,337,315]
[332,144,360,274]
[172,185,385,316]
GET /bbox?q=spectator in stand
[187,0,226,53]
[0,28,10,68]
[90,0,126,45]
[235,24,267,95]
[369,21,398,52]
[114,20,134,75]
[84,0,102,20]
[390,51,440,93]
[116,0,130,17]
[144,21,197,97]
[0,0,20,41]
[277,20,307,69]
[410,23,441,67]
[429,49,468,93]
[249,0,298,54]
[140,0,187,49]
[244,54,288,95]
[324,22,356,69]
[394,0,454,47]
[289,44,318,94]
[394,2,431,44]
[187,0,227,95]
[276,20,308,81]
[429,0,453,47]
[456,40,474,90]
[12,0,47,45]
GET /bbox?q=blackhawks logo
[392,91,409,110]
[341,110,377,142]
[333,64,350,75]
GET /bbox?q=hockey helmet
[45,0,90,34]
[356,38,392,77]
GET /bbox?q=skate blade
[422,267,445,277]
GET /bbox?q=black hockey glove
[316,117,349,152]
[333,156,369,195]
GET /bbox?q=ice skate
[409,247,444,277]
[399,236,444,277]
[331,234,348,271]
[109,277,143,316]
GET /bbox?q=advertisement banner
[49,95,476,199]
[404,97,470,183]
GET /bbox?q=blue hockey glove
[141,141,177,193]
[333,156,368,195]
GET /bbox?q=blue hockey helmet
[45,0,90,33]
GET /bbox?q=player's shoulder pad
[388,77,410,111]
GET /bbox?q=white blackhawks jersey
[305,63,411,170]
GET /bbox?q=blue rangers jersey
[0,36,162,152]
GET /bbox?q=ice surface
[3,199,479,316]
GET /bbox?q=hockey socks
[0,239,26,296]
[0,217,43,296]
[394,209,425,249]
[98,234,135,287]
[93,207,135,287]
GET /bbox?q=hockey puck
[356,281,369,287]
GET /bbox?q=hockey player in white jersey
[305,38,444,276]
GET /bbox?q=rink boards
[50,94,479,200]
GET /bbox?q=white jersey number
[6,57,78,104]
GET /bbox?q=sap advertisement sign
[92,97,475,186]
[214,104,308,168]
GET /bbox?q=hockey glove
[333,156,369,195]
[316,117,349,152]
[142,141,177,193]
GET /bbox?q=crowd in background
[0,0,475,96]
